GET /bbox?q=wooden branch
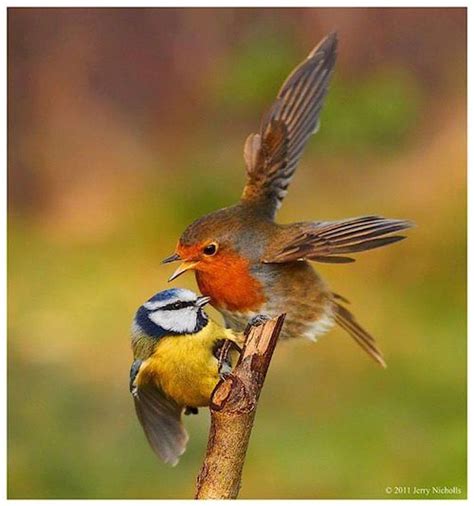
[195,314,286,499]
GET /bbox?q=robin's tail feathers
[263,216,413,264]
[333,299,387,368]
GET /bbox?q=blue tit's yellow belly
[144,320,239,408]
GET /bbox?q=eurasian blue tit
[130,288,243,465]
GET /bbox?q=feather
[133,378,188,466]
[333,301,386,368]
[263,216,413,264]
[241,32,338,218]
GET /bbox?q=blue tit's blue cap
[146,288,200,305]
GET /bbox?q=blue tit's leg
[218,355,233,380]
[184,406,199,415]
[214,339,241,380]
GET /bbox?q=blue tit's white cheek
[148,308,198,334]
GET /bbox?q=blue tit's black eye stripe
[160,300,196,311]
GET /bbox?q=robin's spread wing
[130,361,188,466]
[241,33,337,218]
[262,216,413,264]
[332,296,386,368]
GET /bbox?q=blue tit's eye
[203,242,218,256]
[161,300,194,311]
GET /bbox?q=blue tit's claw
[184,406,198,415]
[218,363,233,381]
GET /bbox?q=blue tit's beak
[161,253,181,264]
[196,296,211,307]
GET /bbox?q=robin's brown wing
[241,33,337,218]
[131,361,188,466]
[262,216,413,264]
[332,298,387,367]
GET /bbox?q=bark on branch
[195,314,286,499]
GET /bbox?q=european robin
[162,33,412,367]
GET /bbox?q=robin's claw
[248,314,271,327]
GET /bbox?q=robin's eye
[203,242,218,256]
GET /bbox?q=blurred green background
[8,7,466,499]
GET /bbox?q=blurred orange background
[8,7,466,499]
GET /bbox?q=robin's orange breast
[195,251,265,312]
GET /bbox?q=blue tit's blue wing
[131,362,188,466]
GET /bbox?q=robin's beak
[161,253,181,264]
[195,296,211,307]
[167,261,199,282]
